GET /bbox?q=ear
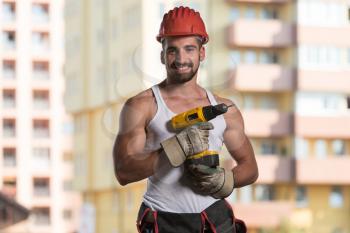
[160,51,165,64]
[199,46,205,62]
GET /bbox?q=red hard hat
[157,6,209,44]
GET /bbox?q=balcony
[227,19,295,48]
[229,64,295,92]
[232,201,294,228]
[242,110,293,137]
[298,70,350,93]
[295,115,350,138]
[297,25,350,47]
[226,0,290,3]
[296,157,350,184]
[3,128,16,138]
[256,155,294,183]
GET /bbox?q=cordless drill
[171,103,233,168]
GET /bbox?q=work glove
[160,122,214,167]
[186,164,234,199]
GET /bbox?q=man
[113,6,258,233]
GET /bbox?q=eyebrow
[166,44,198,51]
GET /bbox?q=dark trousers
[137,200,246,233]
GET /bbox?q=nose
[175,49,186,64]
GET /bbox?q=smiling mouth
[174,66,191,73]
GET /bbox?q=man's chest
[163,97,212,114]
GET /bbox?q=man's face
[161,36,205,84]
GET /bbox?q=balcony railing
[33,129,49,138]
[33,188,50,197]
[229,64,295,92]
[2,70,16,79]
[33,71,49,80]
[4,158,16,167]
[3,128,16,137]
[3,100,16,109]
[227,19,295,48]
[33,101,49,109]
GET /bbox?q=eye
[186,47,195,52]
[166,48,176,54]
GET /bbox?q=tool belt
[136,199,247,233]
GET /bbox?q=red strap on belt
[201,211,217,233]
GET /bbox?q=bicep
[114,100,148,158]
[223,107,254,164]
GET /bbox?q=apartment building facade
[0,0,81,232]
[65,0,350,232]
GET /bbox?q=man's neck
[160,77,205,98]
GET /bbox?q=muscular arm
[113,95,161,185]
[220,98,258,188]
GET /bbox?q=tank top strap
[151,85,165,108]
[205,89,218,105]
[151,84,175,115]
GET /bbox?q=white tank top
[142,84,227,213]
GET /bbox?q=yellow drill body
[170,103,233,167]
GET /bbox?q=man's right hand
[161,122,214,167]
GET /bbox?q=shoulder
[121,88,157,125]
[212,94,244,129]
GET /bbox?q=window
[260,51,278,64]
[245,7,256,19]
[229,8,240,21]
[63,209,72,220]
[3,148,16,167]
[33,119,50,138]
[261,141,277,155]
[3,118,16,137]
[3,178,16,197]
[240,185,252,203]
[2,89,15,108]
[255,185,274,201]
[33,178,50,196]
[33,61,49,80]
[229,50,240,68]
[3,31,16,50]
[33,90,49,109]
[244,51,257,64]
[32,32,50,51]
[260,96,277,109]
[2,60,16,79]
[2,2,16,22]
[296,137,309,159]
[261,8,278,19]
[228,189,237,203]
[329,186,343,208]
[296,186,308,208]
[332,140,345,156]
[32,148,50,169]
[32,3,49,24]
[243,95,254,109]
[315,140,327,159]
[63,180,73,191]
[32,208,50,225]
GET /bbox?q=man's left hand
[186,164,235,199]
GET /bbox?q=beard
[166,60,200,84]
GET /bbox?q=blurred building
[0,0,81,232]
[64,0,350,233]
